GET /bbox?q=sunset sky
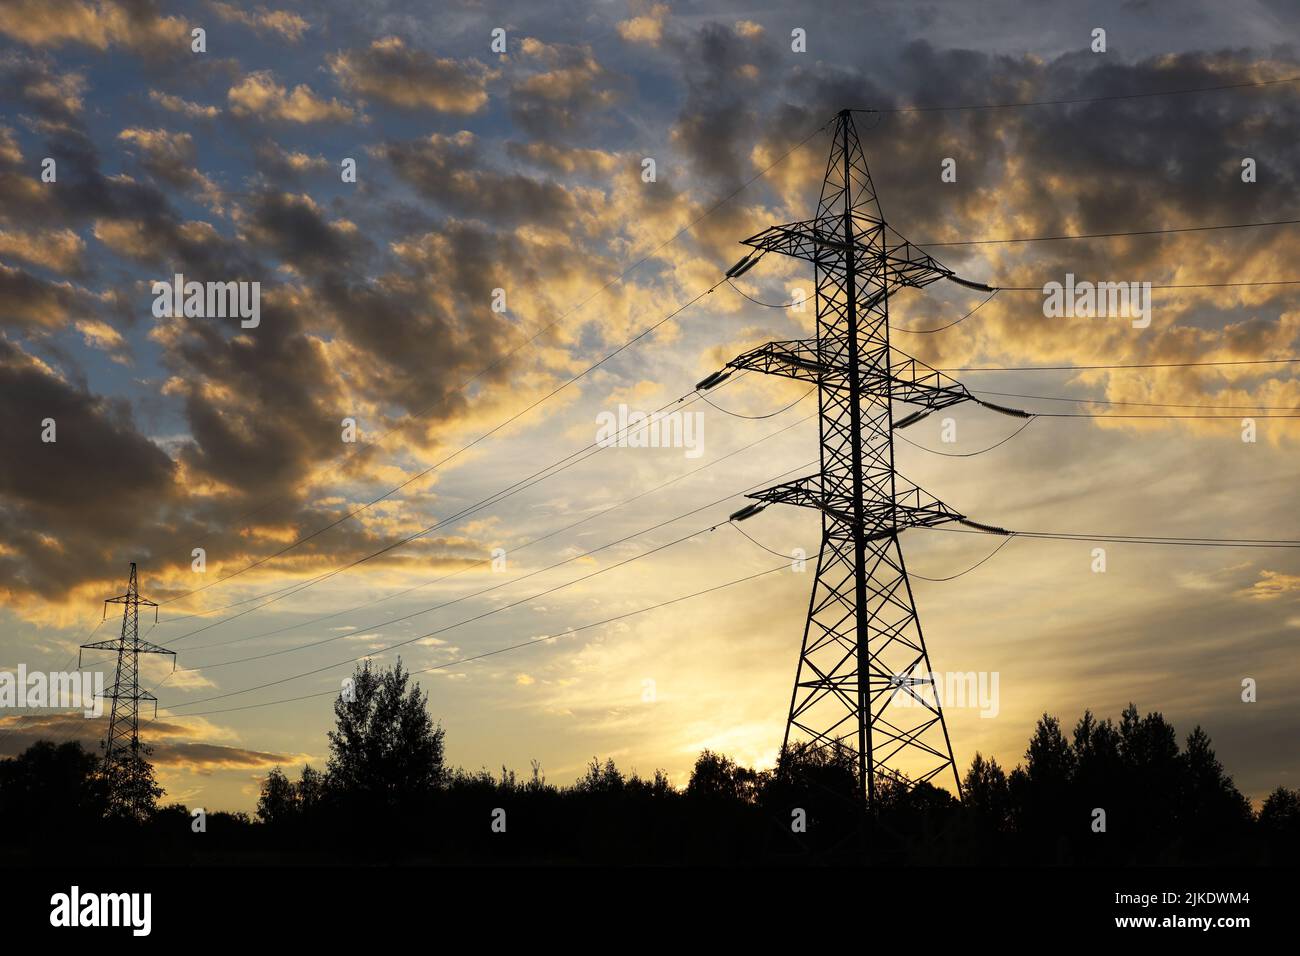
[1,0,1298,813]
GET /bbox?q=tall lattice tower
[703,110,1017,800]
[81,563,174,818]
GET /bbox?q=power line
[941,357,1300,372]
[157,380,746,626]
[908,534,1019,583]
[894,417,1036,455]
[1032,411,1300,419]
[970,388,1300,412]
[994,279,1300,291]
[156,388,719,639]
[852,74,1300,114]
[150,561,800,721]
[726,520,801,560]
[174,413,816,656]
[161,497,797,712]
[698,385,816,419]
[177,460,817,673]
[188,119,832,554]
[893,290,998,334]
[726,278,798,308]
[161,121,835,609]
[161,281,724,606]
[931,526,1300,548]
[916,217,1300,247]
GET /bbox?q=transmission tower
[700,110,1022,801]
[81,562,174,818]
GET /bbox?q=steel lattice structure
[708,110,1012,801]
[81,562,174,818]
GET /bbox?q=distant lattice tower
[81,563,174,818]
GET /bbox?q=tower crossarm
[741,220,956,291]
[889,351,977,414]
[724,338,831,385]
[743,221,956,291]
[743,473,971,534]
[76,639,175,671]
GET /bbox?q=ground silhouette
[2,660,1297,865]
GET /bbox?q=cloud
[0,337,178,600]
[373,131,584,226]
[0,262,84,330]
[329,37,496,113]
[0,713,301,771]
[209,2,309,42]
[117,127,222,203]
[74,318,127,356]
[0,226,83,273]
[149,91,220,119]
[1238,570,1300,601]
[0,0,188,58]
[0,51,87,124]
[617,3,670,47]
[505,141,620,176]
[508,38,626,135]
[228,71,355,124]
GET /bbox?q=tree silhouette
[687,749,761,803]
[101,743,163,823]
[326,658,445,822]
[1259,786,1300,861]
[256,766,298,825]
[0,697,1284,865]
[0,740,103,845]
[962,752,1012,833]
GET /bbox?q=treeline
[2,659,1298,865]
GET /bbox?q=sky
[0,0,1298,813]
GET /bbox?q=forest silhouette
[2,659,1297,865]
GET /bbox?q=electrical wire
[726,520,802,560]
[698,385,816,419]
[726,278,799,308]
[851,74,1300,114]
[158,374,761,632]
[150,560,805,721]
[176,413,816,655]
[1031,411,1300,419]
[187,118,833,553]
[993,279,1300,292]
[970,388,1300,412]
[160,492,815,713]
[929,526,1300,548]
[941,357,1300,372]
[895,417,1037,456]
[177,460,818,673]
[916,217,1300,247]
[893,290,999,334]
[909,535,1020,582]
[161,281,725,606]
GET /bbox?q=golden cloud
[329,37,496,113]
[228,71,355,124]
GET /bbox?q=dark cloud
[374,131,580,226]
[329,36,496,114]
[0,336,177,598]
[508,38,628,138]
[0,714,296,769]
